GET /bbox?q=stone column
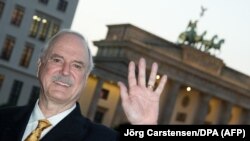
[110,98,123,128]
[216,100,232,124]
[240,108,250,124]
[87,78,104,120]
[193,93,212,124]
[161,80,181,124]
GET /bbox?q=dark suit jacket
[0,102,119,141]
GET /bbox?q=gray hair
[40,29,94,75]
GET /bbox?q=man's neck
[38,99,76,118]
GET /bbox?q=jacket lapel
[41,104,90,141]
[0,104,34,141]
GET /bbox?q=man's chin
[48,89,69,100]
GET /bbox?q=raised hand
[118,57,167,125]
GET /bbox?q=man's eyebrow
[73,60,86,67]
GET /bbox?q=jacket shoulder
[85,119,119,141]
[0,105,27,115]
[0,105,32,122]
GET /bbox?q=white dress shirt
[21,100,76,141]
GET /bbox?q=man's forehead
[48,43,88,62]
[45,33,89,61]
[49,34,86,50]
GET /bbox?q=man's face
[38,34,89,104]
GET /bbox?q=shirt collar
[28,100,76,126]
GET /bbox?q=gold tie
[24,119,51,141]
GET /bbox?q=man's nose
[61,63,70,75]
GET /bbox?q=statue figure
[194,30,207,49]
[200,6,207,17]
[176,6,225,55]
[213,39,225,51]
[202,35,218,52]
[186,20,198,31]
[177,20,198,46]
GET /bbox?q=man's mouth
[54,81,71,87]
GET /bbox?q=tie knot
[38,119,51,130]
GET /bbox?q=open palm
[118,58,167,125]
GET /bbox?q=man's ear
[37,59,42,77]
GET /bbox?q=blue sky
[72,0,250,77]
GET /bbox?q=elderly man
[0,29,167,141]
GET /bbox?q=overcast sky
[71,0,250,77]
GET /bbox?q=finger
[128,61,137,89]
[118,81,128,101]
[138,58,146,87]
[147,62,158,88]
[154,75,167,95]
